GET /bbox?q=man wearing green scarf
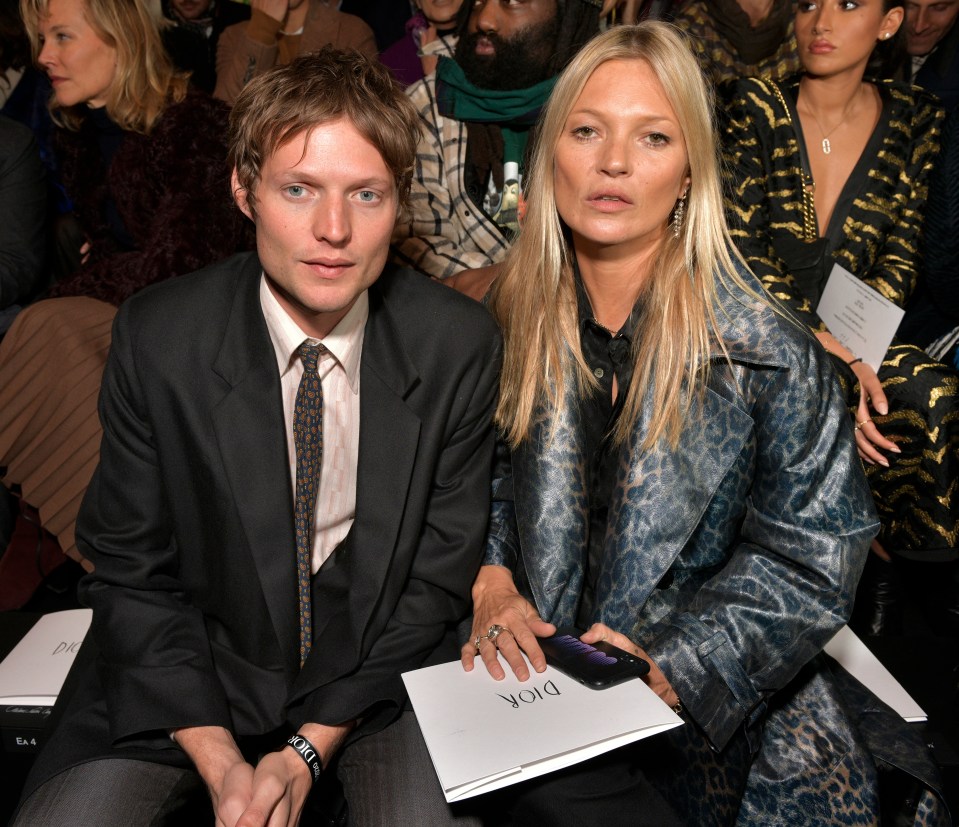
[392,0,600,282]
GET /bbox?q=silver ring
[487,624,514,643]
[474,624,513,653]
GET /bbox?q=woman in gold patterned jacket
[721,0,956,635]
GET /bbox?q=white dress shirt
[260,275,367,572]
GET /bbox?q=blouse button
[593,367,605,379]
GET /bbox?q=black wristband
[846,356,863,367]
[286,734,323,783]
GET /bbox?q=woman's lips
[586,191,634,211]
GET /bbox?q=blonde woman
[457,23,917,825]
[0,0,246,586]
[19,0,246,303]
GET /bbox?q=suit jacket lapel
[347,283,421,638]
[211,257,299,673]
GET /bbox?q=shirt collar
[259,274,367,393]
[574,263,641,342]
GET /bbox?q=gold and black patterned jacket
[672,1,801,89]
[720,75,943,327]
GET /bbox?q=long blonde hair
[489,22,753,450]
[20,0,188,133]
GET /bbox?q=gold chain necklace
[802,88,863,155]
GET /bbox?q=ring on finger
[855,418,873,431]
[486,624,511,643]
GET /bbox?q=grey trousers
[13,712,483,826]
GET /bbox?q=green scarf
[435,56,557,124]
[435,56,556,164]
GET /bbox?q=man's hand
[173,725,255,826]
[461,565,555,680]
[217,762,256,827]
[235,721,354,827]
[233,748,312,827]
[176,722,354,827]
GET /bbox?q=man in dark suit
[14,50,499,827]
[906,0,959,108]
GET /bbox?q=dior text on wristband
[286,733,323,783]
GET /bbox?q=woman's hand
[461,565,555,681]
[580,623,679,709]
[418,25,439,77]
[848,359,900,466]
[814,331,900,464]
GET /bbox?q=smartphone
[539,627,649,689]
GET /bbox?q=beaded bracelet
[286,733,323,783]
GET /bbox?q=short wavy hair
[20,0,187,133]
[229,48,421,214]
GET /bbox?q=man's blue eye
[287,185,305,197]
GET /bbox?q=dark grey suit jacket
[916,20,959,110]
[26,252,500,790]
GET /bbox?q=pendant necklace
[804,88,862,155]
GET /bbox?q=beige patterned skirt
[0,297,117,569]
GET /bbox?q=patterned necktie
[293,342,323,666]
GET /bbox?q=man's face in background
[905,0,959,56]
[456,0,560,90]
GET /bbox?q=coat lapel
[593,383,754,631]
[513,382,590,625]
[211,258,298,673]
[519,271,791,629]
[594,277,789,627]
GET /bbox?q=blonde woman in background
[0,0,245,601]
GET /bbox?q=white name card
[816,263,904,371]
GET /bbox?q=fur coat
[51,90,250,306]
